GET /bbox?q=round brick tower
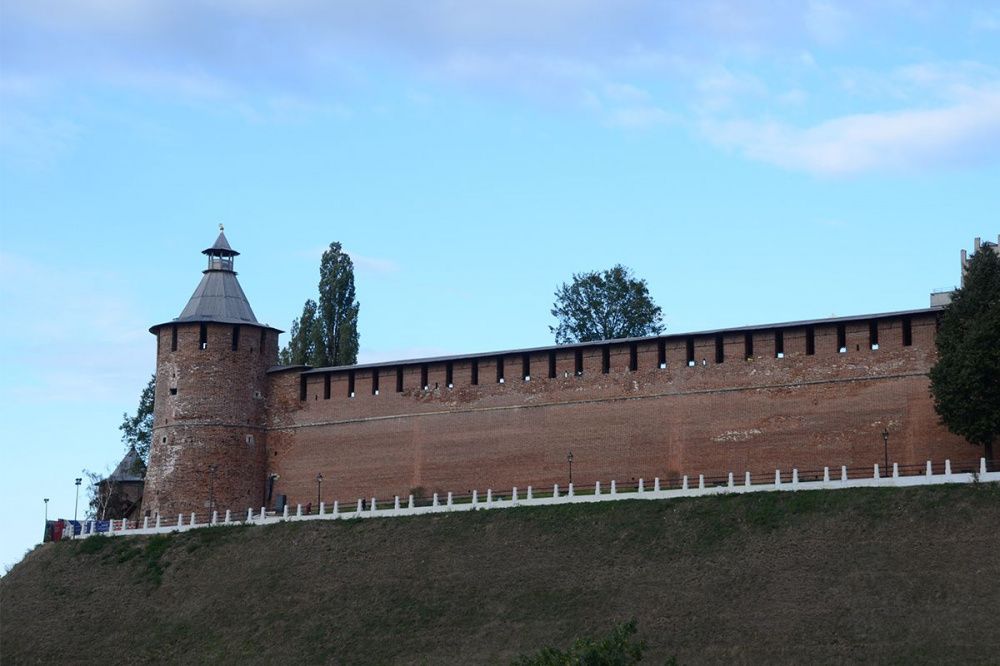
[143,227,281,519]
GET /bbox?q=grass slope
[3,484,1000,665]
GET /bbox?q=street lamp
[567,451,574,486]
[316,473,323,511]
[881,429,890,475]
[74,478,82,521]
[44,498,49,522]
[208,465,218,515]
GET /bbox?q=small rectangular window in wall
[396,368,404,392]
[232,325,240,351]
[575,350,584,376]
[837,324,847,353]
[686,337,695,367]
[522,353,530,381]
[548,351,557,378]
[629,343,638,372]
[348,370,356,397]
[420,364,429,390]
[715,335,724,364]
[171,325,178,352]
[744,333,753,360]
[658,339,667,369]
[601,346,610,374]
[199,323,208,350]
[323,374,331,399]
[869,320,879,350]
[372,369,380,395]
[496,357,505,384]
[902,317,913,346]
[299,375,307,401]
[806,327,815,355]
[471,360,479,385]
[445,362,454,388]
[774,330,784,358]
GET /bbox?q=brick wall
[263,311,971,509]
[144,322,279,517]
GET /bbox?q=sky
[1,0,998,572]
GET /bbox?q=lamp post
[208,464,218,515]
[567,451,574,486]
[44,498,49,523]
[74,478,82,521]
[316,473,323,512]
[881,429,890,475]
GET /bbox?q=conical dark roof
[175,269,259,324]
[203,230,238,256]
[106,447,146,483]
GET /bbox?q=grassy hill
[3,483,999,664]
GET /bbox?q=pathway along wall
[263,309,969,509]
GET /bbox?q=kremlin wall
[142,231,982,518]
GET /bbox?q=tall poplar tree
[929,245,1000,464]
[279,242,360,367]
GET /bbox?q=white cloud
[705,88,1000,175]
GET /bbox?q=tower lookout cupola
[205,224,239,271]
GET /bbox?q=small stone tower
[144,228,281,518]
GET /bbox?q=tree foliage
[550,265,664,344]
[119,374,155,463]
[512,620,665,666]
[929,246,1000,462]
[279,242,360,367]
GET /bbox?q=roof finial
[219,223,225,231]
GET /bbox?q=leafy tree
[929,245,1000,464]
[279,242,360,367]
[551,264,664,344]
[119,374,155,463]
[279,299,320,366]
[512,619,666,666]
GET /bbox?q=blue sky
[1,0,998,571]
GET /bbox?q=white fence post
[447,492,453,507]
[432,493,439,508]
[487,489,493,504]
[874,464,880,480]
[283,505,289,520]
[211,510,218,525]
[319,502,325,516]
[698,474,705,490]
[595,481,602,495]
[190,512,196,527]
[823,467,830,483]
[370,497,376,512]
[471,490,478,506]
[727,473,734,488]
[143,517,149,530]
[774,470,781,486]
[792,469,799,486]
[407,495,414,510]
[981,458,988,475]
[295,504,302,518]
[568,483,574,497]
[527,486,533,500]
[259,506,266,523]
[512,487,519,501]
[926,460,933,477]
[224,510,231,524]
[654,477,661,492]
[610,480,617,495]
[945,459,952,476]
[638,479,644,493]
[892,463,899,479]
[356,499,363,514]
[682,476,688,491]
[177,514,184,528]
[394,496,400,511]
[745,471,752,487]
[109,520,115,535]
[246,508,253,522]
[333,500,340,517]
[155,516,161,529]
[552,484,559,499]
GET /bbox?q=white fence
[69,458,999,540]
